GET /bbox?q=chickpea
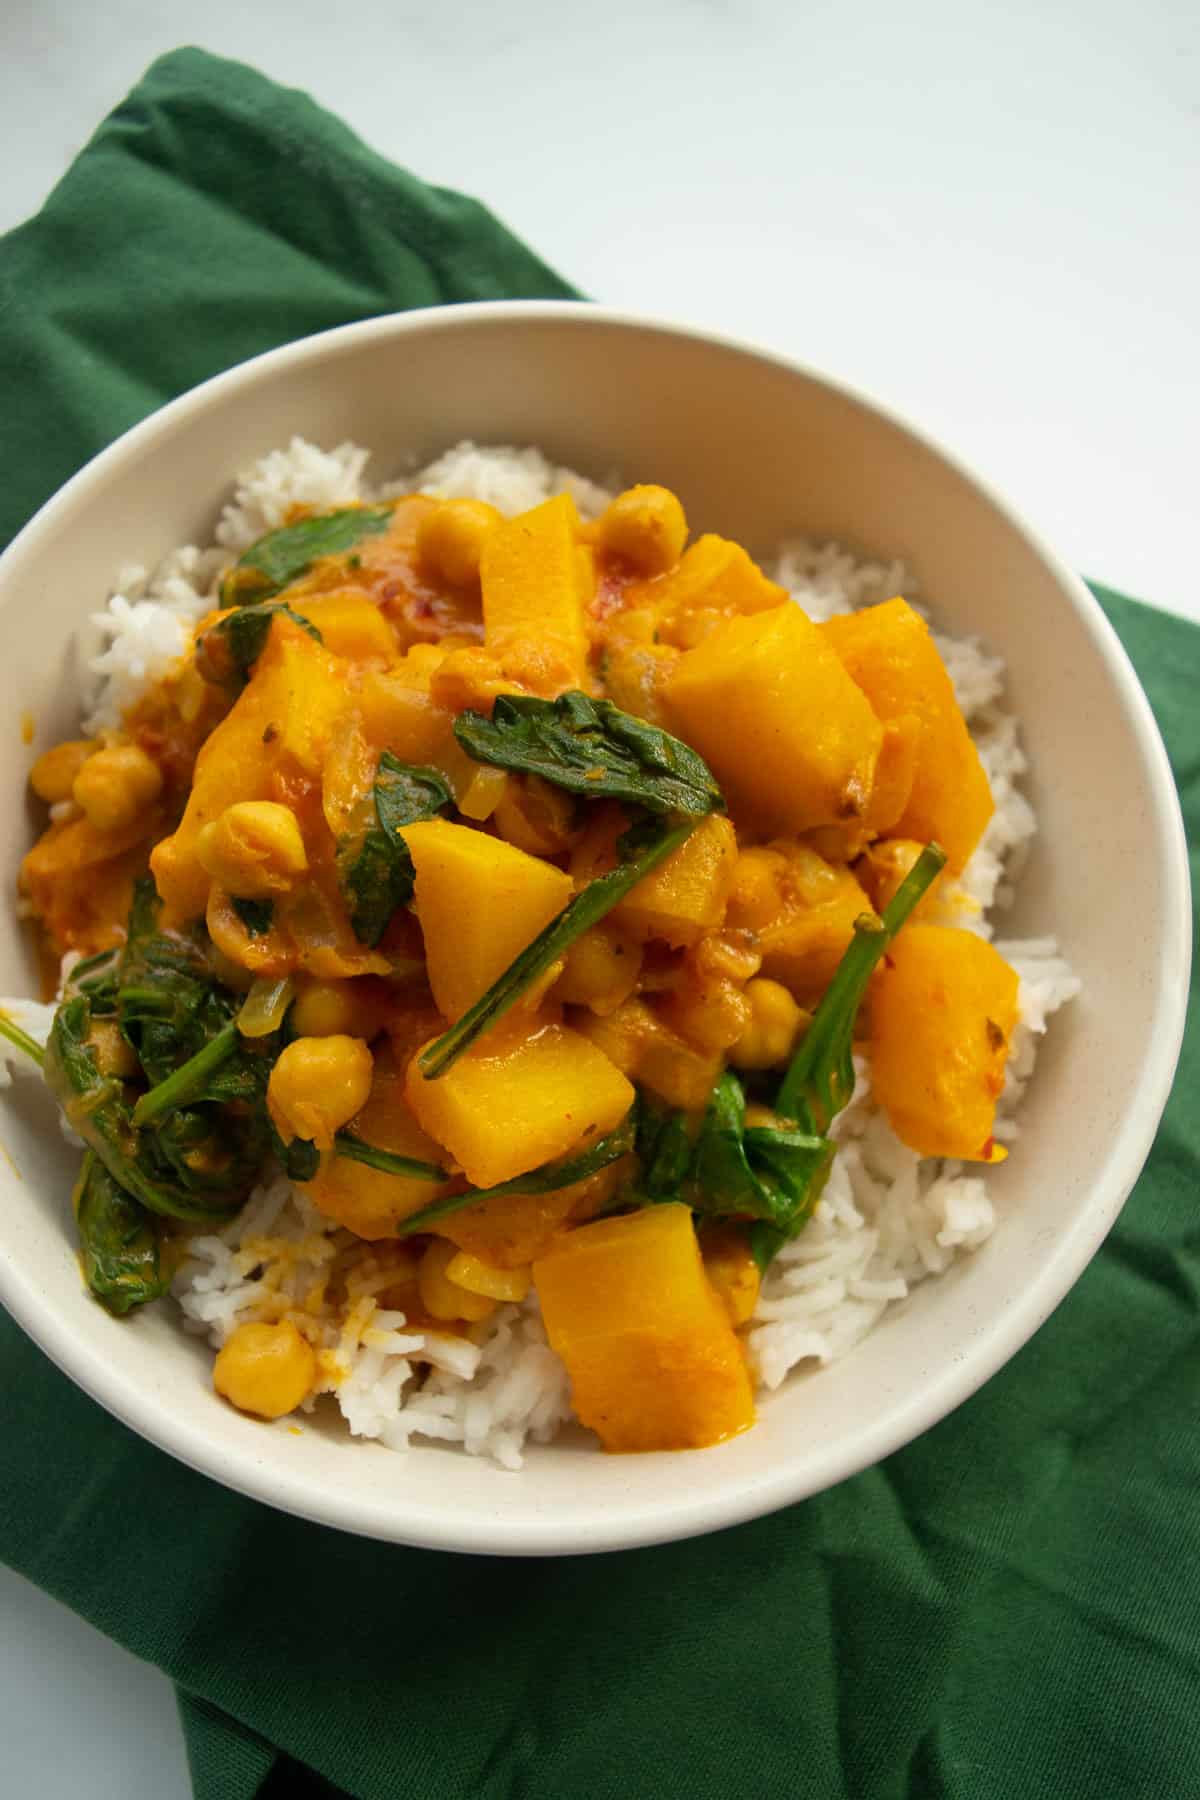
[729,978,807,1071]
[428,646,513,714]
[556,925,643,1015]
[493,775,578,858]
[213,1319,316,1419]
[691,929,763,986]
[727,846,788,931]
[71,742,163,832]
[267,1035,374,1149]
[290,978,387,1041]
[658,979,752,1055]
[29,739,94,805]
[196,801,308,900]
[418,1239,497,1323]
[417,498,503,588]
[598,485,688,576]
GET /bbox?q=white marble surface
[1,3,1197,1795]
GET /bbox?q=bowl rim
[0,300,1191,1556]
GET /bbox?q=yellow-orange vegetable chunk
[151,623,344,923]
[405,1021,635,1189]
[701,1224,763,1327]
[480,493,590,694]
[304,1058,452,1239]
[433,1162,624,1269]
[618,814,738,946]
[857,837,950,921]
[569,809,738,949]
[288,592,397,665]
[646,534,787,648]
[806,713,921,863]
[356,662,457,767]
[869,923,1019,1160]
[665,605,883,835]
[533,1204,755,1452]
[572,997,723,1113]
[728,841,873,1004]
[402,819,573,1021]
[20,811,154,957]
[821,598,993,872]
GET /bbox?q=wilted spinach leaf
[454,690,724,818]
[73,1152,168,1317]
[231,897,274,938]
[195,600,323,691]
[44,994,243,1224]
[633,1092,694,1199]
[219,505,394,606]
[339,755,454,947]
[117,880,239,1087]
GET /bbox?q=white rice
[34,439,1078,1467]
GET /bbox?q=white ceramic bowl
[0,304,1189,1555]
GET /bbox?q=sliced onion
[237,975,295,1038]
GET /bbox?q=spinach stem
[333,1133,446,1182]
[0,1012,45,1068]
[418,817,697,1080]
[391,1111,637,1238]
[131,1020,238,1126]
[775,841,946,1130]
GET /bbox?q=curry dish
[15,477,1019,1454]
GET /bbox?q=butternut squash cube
[728,840,873,1005]
[402,819,573,1022]
[618,814,739,946]
[355,661,478,797]
[533,1203,756,1452]
[572,997,723,1112]
[305,1059,453,1240]
[405,1021,635,1189]
[289,592,397,666]
[821,599,993,872]
[646,534,788,648]
[806,713,921,863]
[570,807,738,948]
[481,493,590,694]
[432,1161,624,1269]
[152,623,344,923]
[665,605,883,835]
[869,923,1019,1160]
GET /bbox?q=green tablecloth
[1,48,1197,1800]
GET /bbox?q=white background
[1,2,1197,1794]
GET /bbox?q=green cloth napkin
[2,48,1197,1800]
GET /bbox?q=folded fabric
[1,47,1197,1800]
